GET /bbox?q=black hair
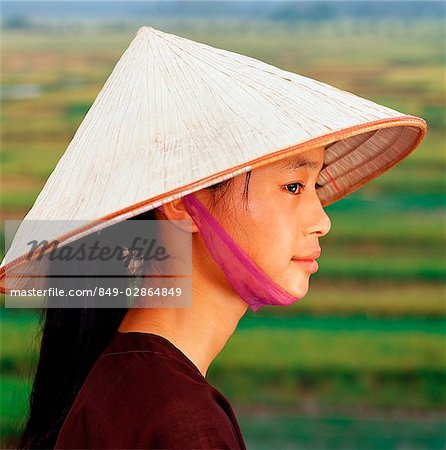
[18,171,251,449]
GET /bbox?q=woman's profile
[0,26,426,449]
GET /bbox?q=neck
[118,253,248,378]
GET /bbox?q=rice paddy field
[1,18,445,449]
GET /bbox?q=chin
[291,286,309,300]
[287,273,310,298]
[274,267,312,299]
[286,276,310,299]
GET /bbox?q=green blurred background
[1,1,445,449]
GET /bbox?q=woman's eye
[283,182,305,195]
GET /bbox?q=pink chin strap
[173,192,301,312]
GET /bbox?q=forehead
[273,147,326,172]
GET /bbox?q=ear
[156,199,199,233]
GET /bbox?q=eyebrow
[277,155,326,172]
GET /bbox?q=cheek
[219,176,299,275]
[237,214,297,277]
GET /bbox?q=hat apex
[136,25,159,37]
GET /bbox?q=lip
[294,249,321,260]
[291,249,321,273]
[291,258,319,273]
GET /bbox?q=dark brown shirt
[54,331,247,450]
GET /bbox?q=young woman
[1,26,426,449]
[21,145,327,449]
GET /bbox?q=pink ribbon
[181,193,299,311]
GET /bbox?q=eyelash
[283,182,323,195]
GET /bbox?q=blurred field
[1,18,445,449]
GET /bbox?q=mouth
[294,249,321,260]
[291,249,321,273]
[291,258,319,273]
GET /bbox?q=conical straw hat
[0,26,427,294]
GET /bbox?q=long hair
[18,174,251,449]
[17,208,155,449]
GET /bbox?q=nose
[304,192,331,237]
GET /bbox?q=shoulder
[149,386,242,448]
[55,349,244,449]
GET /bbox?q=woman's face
[201,146,331,300]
